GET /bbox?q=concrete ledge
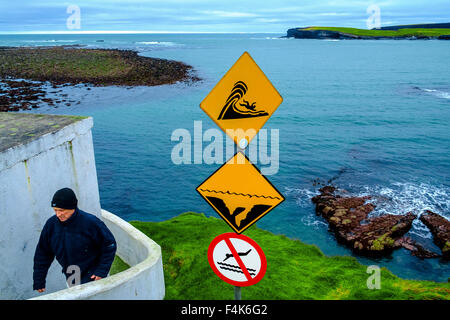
[0,115,93,172]
[30,209,165,300]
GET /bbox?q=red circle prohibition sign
[207,233,267,287]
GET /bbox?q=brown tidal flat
[0,46,200,112]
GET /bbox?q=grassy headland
[130,212,450,300]
[287,26,450,40]
[306,26,450,38]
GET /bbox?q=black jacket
[33,208,117,290]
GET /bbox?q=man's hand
[91,275,102,281]
[37,288,46,293]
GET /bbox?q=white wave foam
[135,41,177,46]
[418,87,450,100]
[284,187,319,207]
[352,182,449,239]
[20,40,78,43]
[249,37,290,40]
[289,182,449,239]
[284,187,328,228]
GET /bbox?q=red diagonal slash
[224,237,252,281]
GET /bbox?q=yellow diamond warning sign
[196,152,285,234]
[200,51,283,146]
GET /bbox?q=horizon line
[0,30,285,35]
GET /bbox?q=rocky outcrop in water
[0,46,200,112]
[311,186,442,258]
[420,210,450,260]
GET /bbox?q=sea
[1,33,449,282]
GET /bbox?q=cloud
[199,10,259,18]
[0,0,449,33]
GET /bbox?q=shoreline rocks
[420,210,450,260]
[311,186,446,259]
[0,46,200,112]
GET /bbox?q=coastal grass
[130,212,450,300]
[110,255,130,275]
[306,26,450,37]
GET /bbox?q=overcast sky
[1,0,449,33]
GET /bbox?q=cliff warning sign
[196,152,285,234]
[200,51,283,146]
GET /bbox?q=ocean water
[2,33,449,282]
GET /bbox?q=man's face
[53,207,75,222]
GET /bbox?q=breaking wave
[288,182,449,239]
[414,86,450,100]
[346,182,449,238]
[135,41,178,46]
[19,39,78,43]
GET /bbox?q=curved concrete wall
[30,209,165,300]
[0,116,101,299]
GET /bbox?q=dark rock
[395,237,441,259]
[438,35,450,40]
[312,186,416,256]
[420,211,450,259]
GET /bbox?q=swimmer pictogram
[208,233,267,287]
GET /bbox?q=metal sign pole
[234,286,241,300]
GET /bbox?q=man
[33,188,117,293]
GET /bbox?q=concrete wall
[0,117,101,299]
[31,210,165,300]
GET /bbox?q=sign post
[234,286,241,300]
[198,51,283,299]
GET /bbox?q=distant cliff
[377,22,450,30]
[286,24,450,40]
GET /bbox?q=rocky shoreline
[420,211,450,259]
[0,46,200,112]
[312,186,449,259]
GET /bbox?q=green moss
[130,212,450,300]
[68,115,88,121]
[371,233,395,251]
[443,242,450,253]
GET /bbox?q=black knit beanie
[51,188,78,209]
